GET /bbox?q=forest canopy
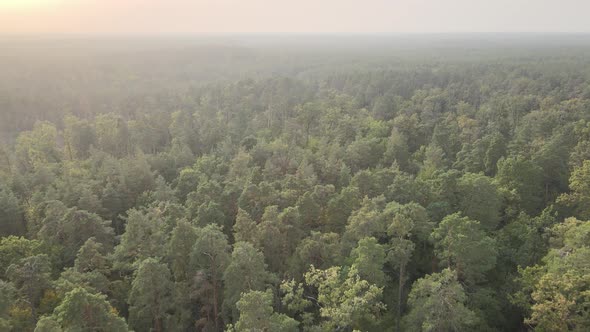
[1,35,590,331]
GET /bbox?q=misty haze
[1,1,589,332]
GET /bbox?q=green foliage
[38,201,114,268]
[6,254,52,321]
[457,172,503,231]
[431,213,497,283]
[514,217,590,331]
[350,237,388,287]
[2,40,590,332]
[113,207,168,271]
[74,239,110,274]
[404,268,477,332]
[223,242,277,323]
[128,258,173,332]
[167,219,197,282]
[49,287,128,331]
[496,156,544,215]
[289,231,340,279]
[0,236,43,278]
[232,208,257,244]
[190,224,231,330]
[34,316,62,332]
[232,290,298,332]
[0,186,25,236]
[342,196,387,252]
[15,122,60,172]
[558,160,590,219]
[304,265,385,331]
[0,280,16,331]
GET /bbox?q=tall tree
[190,224,231,331]
[0,281,16,331]
[350,237,388,287]
[431,213,497,283]
[128,258,173,332]
[514,217,590,331]
[229,290,298,332]
[558,160,590,219]
[113,207,167,271]
[47,287,128,332]
[0,185,25,236]
[0,236,42,279]
[167,220,197,282]
[222,242,276,323]
[403,268,477,332]
[38,201,114,268]
[496,156,544,215]
[6,254,52,323]
[303,265,385,330]
[457,173,503,231]
[386,202,432,331]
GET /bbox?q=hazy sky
[1,0,590,35]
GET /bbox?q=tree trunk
[154,318,162,332]
[213,277,219,331]
[397,263,405,332]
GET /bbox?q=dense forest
[1,35,590,331]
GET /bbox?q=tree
[190,224,231,331]
[128,258,173,332]
[94,113,129,157]
[230,290,298,332]
[324,185,361,233]
[33,316,61,332]
[38,201,114,268]
[514,217,590,331]
[303,265,385,330]
[223,242,276,323]
[526,271,590,331]
[384,127,411,170]
[63,114,96,160]
[345,136,386,172]
[175,168,201,203]
[232,208,257,244]
[0,280,16,331]
[350,237,387,287]
[295,190,322,230]
[15,121,60,172]
[167,220,197,282]
[342,196,387,253]
[74,237,110,275]
[255,205,303,274]
[558,160,590,219]
[295,102,321,146]
[403,269,477,332]
[54,237,112,298]
[6,254,52,322]
[457,173,503,231]
[195,201,227,231]
[289,231,340,279]
[484,132,506,175]
[0,236,42,279]
[48,287,128,331]
[0,185,25,236]
[386,202,432,330]
[431,213,497,283]
[496,156,544,215]
[496,210,555,270]
[113,207,167,271]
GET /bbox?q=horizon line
[2,31,590,38]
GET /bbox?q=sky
[1,0,590,35]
